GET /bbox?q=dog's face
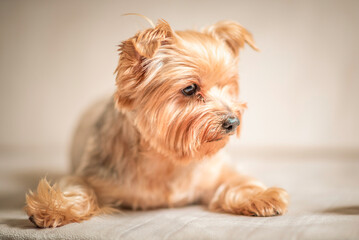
[115,20,258,161]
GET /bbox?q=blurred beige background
[0,0,358,155]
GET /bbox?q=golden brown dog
[25,19,289,228]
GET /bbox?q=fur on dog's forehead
[142,30,239,93]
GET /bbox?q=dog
[25,18,289,228]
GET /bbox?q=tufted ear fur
[114,19,175,110]
[203,21,259,56]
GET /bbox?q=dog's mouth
[206,130,237,142]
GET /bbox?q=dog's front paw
[240,187,289,216]
[25,178,101,228]
[210,186,289,217]
[25,179,73,228]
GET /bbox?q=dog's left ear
[203,21,259,56]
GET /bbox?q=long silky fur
[25,18,288,228]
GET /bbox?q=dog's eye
[182,84,198,96]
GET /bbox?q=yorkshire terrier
[25,19,289,228]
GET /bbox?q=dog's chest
[117,157,223,209]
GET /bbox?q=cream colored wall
[0,0,358,150]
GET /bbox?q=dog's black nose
[222,116,240,133]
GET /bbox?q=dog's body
[25,19,289,228]
[70,96,225,210]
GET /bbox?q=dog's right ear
[114,19,175,110]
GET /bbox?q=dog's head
[114,19,258,161]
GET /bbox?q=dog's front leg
[25,176,104,228]
[206,166,289,217]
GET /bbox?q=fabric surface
[1,148,359,240]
